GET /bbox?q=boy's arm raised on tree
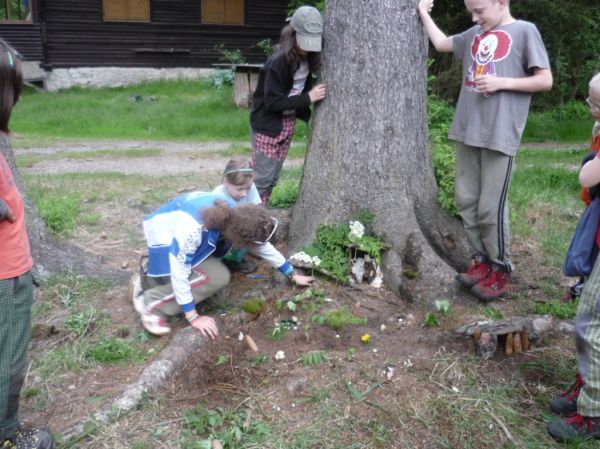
[474,67,553,95]
[0,198,15,222]
[417,0,453,53]
[580,155,600,188]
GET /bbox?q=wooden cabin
[0,0,289,69]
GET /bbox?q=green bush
[269,179,299,208]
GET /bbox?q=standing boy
[417,0,552,301]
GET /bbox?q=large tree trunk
[1,134,127,282]
[289,0,469,301]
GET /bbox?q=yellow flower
[360,333,370,343]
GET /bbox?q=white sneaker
[129,274,145,314]
[141,310,171,336]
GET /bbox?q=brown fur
[201,200,274,248]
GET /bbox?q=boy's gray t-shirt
[449,20,550,156]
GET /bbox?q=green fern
[302,351,327,366]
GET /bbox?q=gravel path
[16,139,303,175]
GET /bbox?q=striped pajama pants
[576,256,600,416]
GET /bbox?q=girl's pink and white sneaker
[141,310,171,336]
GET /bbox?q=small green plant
[256,38,273,56]
[182,405,269,449]
[215,355,230,366]
[534,300,578,320]
[251,354,269,367]
[265,324,289,341]
[276,288,320,312]
[85,338,146,364]
[484,307,504,320]
[424,312,439,328]
[211,69,235,89]
[241,297,264,314]
[435,299,451,316]
[347,347,356,361]
[320,306,367,331]
[302,350,327,366]
[64,308,96,335]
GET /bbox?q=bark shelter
[0,133,126,282]
[289,0,470,301]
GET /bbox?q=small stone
[121,261,129,269]
[275,350,285,360]
[286,377,308,396]
[238,332,244,341]
[380,324,386,331]
[68,385,76,390]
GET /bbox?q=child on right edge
[546,73,600,443]
[417,0,552,301]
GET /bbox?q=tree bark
[289,0,470,301]
[1,133,127,282]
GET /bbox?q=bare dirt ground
[15,140,576,449]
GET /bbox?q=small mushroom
[520,329,529,352]
[245,335,259,352]
[505,332,514,356]
[513,332,523,354]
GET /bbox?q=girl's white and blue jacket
[143,192,293,313]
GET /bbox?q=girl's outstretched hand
[292,273,315,287]
[190,315,219,339]
[309,84,327,103]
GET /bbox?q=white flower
[238,332,244,341]
[349,221,365,240]
[275,350,286,360]
[290,251,313,264]
[403,358,413,368]
[380,324,386,332]
[312,256,322,266]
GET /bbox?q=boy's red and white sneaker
[548,413,600,442]
[141,310,171,336]
[550,373,584,416]
[471,269,510,302]
[456,257,491,288]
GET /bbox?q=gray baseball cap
[287,6,322,52]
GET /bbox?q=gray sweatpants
[454,142,514,271]
[142,256,230,318]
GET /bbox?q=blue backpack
[563,197,600,277]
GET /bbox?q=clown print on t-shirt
[464,30,512,92]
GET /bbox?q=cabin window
[103,0,150,22]
[0,0,33,22]
[201,0,244,25]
